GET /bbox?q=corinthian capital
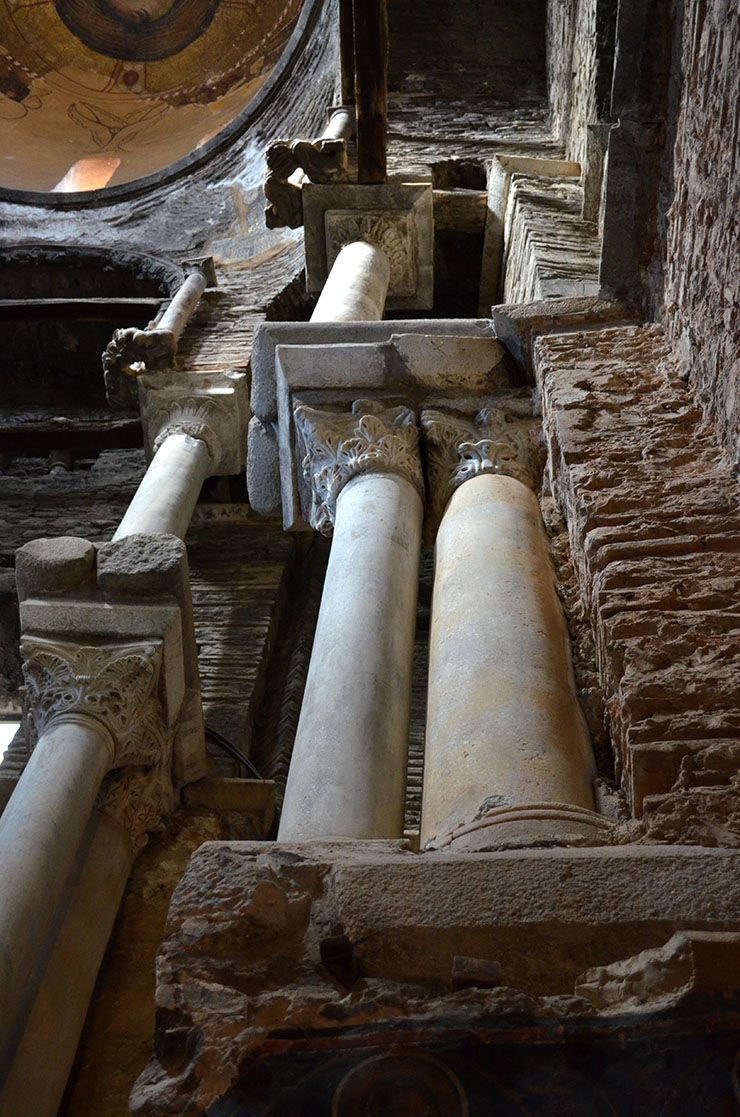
[421,406,541,523]
[20,636,167,769]
[294,399,423,534]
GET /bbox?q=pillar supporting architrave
[419,406,610,852]
[278,399,423,841]
[310,239,390,322]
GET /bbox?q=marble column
[113,432,211,541]
[278,400,423,840]
[0,633,169,1083]
[311,240,390,322]
[419,408,608,851]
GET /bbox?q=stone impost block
[303,183,434,310]
[247,322,519,525]
[15,537,96,602]
[139,368,249,476]
[96,533,205,784]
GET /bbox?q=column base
[426,802,613,852]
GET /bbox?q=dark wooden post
[339,0,356,106]
[352,0,388,183]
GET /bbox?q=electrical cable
[204,725,264,780]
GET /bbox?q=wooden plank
[0,298,163,322]
[352,0,388,183]
[339,0,356,105]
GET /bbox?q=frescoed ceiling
[0,0,304,191]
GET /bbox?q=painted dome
[0,0,303,191]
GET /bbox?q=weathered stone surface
[131,840,740,1113]
[535,322,740,832]
[660,0,740,469]
[575,931,740,1012]
[15,537,96,602]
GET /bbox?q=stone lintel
[303,183,434,309]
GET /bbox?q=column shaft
[157,270,207,344]
[0,811,133,1117]
[279,472,422,840]
[311,241,390,322]
[421,473,603,851]
[0,717,113,1065]
[113,432,211,541]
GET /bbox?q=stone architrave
[293,398,423,534]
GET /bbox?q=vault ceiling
[0,0,303,191]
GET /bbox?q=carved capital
[103,326,176,411]
[96,764,173,851]
[20,636,167,769]
[294,399,423,534]
[325,212,416,296]
[140,370,249,475]
[421,406,540,523]
[149,397,224,467]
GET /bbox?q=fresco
[0,0,304,189]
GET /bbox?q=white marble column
[0,634,169,1082]
[0,716,113,1064]
[278,400,423,840]
[419,408,607,851]
[113,432,211,541]
[311,241,390,322]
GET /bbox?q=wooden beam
[352,0,388,183]
[339,0,356,105]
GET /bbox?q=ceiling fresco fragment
[0,0,304,191]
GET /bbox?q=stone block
[303,182,434,310]
[15,537,96,603]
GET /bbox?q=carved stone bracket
[421,405,541,526]
[140,369,249,475]
[294,399,423,534]
[264,135,349,229]
[20,635,167,770]
[103,326,176,411]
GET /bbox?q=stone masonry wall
[536,322,740,843]
[660,0,740,467]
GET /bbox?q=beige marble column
[419,408,608,851]
[278,400,423,840]
[311,240,390,322]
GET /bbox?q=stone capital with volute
[421,404,541,528]
[294,398,423,534]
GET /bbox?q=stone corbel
[103,257,217,410]
[421,402,542,532]
[139,369,249,476]
[294,398,423,534]
[263,111,352,230]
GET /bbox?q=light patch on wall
[52,156,122,193]
[0,721,21,760]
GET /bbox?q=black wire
[204,725,264,781]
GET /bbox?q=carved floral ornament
[294,399,424,535]
[421,407,541,521]
[325,212,416,296]
[20,636,167,769]
[149,396,225,468]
